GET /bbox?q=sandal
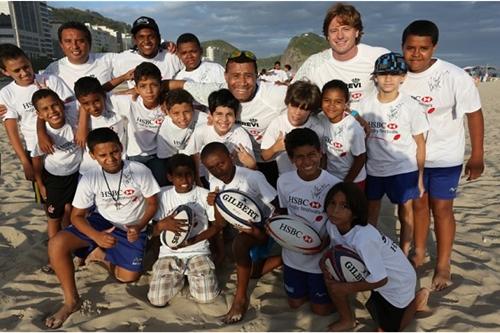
[41,264,54,274]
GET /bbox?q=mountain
[280,32,330,71]
[49,7,131,33]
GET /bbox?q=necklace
[102,166,124,210]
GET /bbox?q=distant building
[204,46,231,66]
[0,1,53,59]
[84,23,121,53]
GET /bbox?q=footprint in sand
[0,226,28,250]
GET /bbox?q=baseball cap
[372,52,408,75]
[131,16,160,36]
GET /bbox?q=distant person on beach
[292,3,389,109]
[162,50,288,187]
[284,64,294,82]
[400,20,484,291]
[268,61,288,83]
[112,16,182,88]
[44,127,159,329]
[0,44,73,193]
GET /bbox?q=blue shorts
[423,165,462,200]
[65,212,147,272]
[366,171,419,204]
[283,264,332,305]
[249,237,277,262]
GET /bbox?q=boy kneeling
[45,128,159,329]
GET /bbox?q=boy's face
[135,77,161,106]
[59,28,90,65]
[211,106,236,136]
[287,105,311,127]
[327,16,359,60]
[290,144,322,181]
[326,191,353,231]
[90,142,123,174]
[202,150,235,184]
[167,165,194,193]
[177,42,202,71]
[374,74,406,95]
[35,96,65,128]
[1,56,34,87]
[133,28,159,58]
[322,89,348,123]
[225,62,257,102]
[167,102,194,129]
[402,35,436,73]
[78,92,105,117]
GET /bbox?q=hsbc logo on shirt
[420,96,433,103]
[333,142,343,149]
[288,195,321,209]
[123,189,135,196]
[154,118,164,125]
[387,123,398,130]
[351,92,363,101]
[369,121,399,130]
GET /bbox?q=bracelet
[350,110,359,117]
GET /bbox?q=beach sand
[0,81,499,331]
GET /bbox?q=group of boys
[0,1,483,330]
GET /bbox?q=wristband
[350,110,359,117]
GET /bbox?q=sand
[0,81,499,331]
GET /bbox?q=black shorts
[43,169,79,219]
[365,290,409,332]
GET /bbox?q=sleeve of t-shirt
[183,126,203,155]
[291,57,314,84]
[276,175,287,209]
[409,102,430,136]
[350,120,367,156]
[153,190,168,220]
[156,122,175,159]
[238,127,256,158]
[260,121,279,150]
[109,94,132,119]
[355,233,388,284]
[0,91,17,121]
[253,170,277,204]
[184,81,225,106]
[201,189,216,221]
[64,101,79,129]
[72,174,96,209]
[137,164,161,198]
[455,72,482,115]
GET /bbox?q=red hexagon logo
[154,118,164,125]
[303,235,313,243]
[421,96,433,103]
[309,201,321,209]
[351,92,362,100]
[123,189,135,196]
[387,123,398,130]
[333,142,343,148]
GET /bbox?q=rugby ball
[323,244,369,282]
[266,215,322,254]
[215,189,264,230]
[160,205,193,249]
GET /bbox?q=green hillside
[49,7,131,33]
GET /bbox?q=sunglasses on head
[226,50,257,63]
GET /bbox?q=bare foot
[415,287,431,312]
[221,297,248,324]
[410,249,426,268]
[45,301,80,329]
[432,266,451,291]
[327,319,356,332]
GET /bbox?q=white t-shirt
[80,99,127,174]
[277,170,341,273]
[358,93,429,177]
[400,59,482,168]
[184,124,255,161]
[293,44,389,109]
[321,112,366,182]
[155,185,214,259]
[31,103,82,175]
[112,49,182,88]
[156,110,208,159]
[174,61,225,84]
[261,113,324,174]
[266,69,288,83]
[111,95,164,157]
[326,223,416,308]
[0,74,74,151]
[184,81,288,161]
[72,160,160,230]
[209,166,277,206]
[44,53,116,92]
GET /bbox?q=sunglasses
[226,50,257,63]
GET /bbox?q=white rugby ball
[215,189,264,230]
[266,215,322,254]
[323,244,369,282]
[160,205,193,249]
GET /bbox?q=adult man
[112,16,182,88]
[293,3,388,108]
[166,50,287,187]
[44,21,130,93]
[400,20,484,291]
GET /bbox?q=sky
[48,1,500,68]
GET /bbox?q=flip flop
[41,264,54,274]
